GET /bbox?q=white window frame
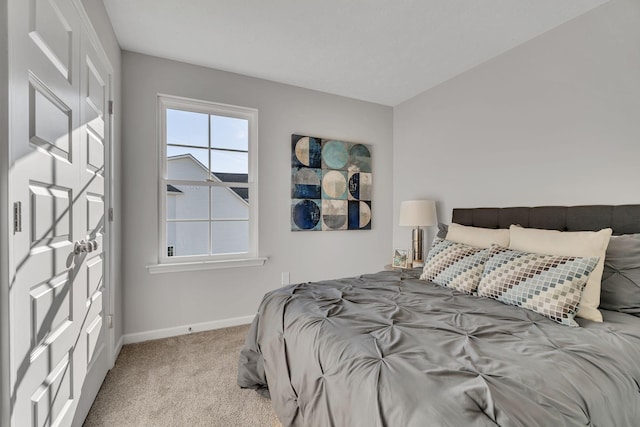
[148,94,265,274]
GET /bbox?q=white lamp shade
[399,200,437,227]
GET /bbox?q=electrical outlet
[281,272,290,285]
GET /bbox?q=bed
[238,205,640,426]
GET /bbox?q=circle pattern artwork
[294,168,320,186]
[294,136,321,168]
[322,140,348,170]
[291,134,372,231]
[322,170,347,199]
[348,172,372,201]
[349,144,371,172]
[292,199,320,230]
[348,173,360,199]
[322,199,347,230]
[295,137,311,166]
[292,168,321,199]
[359,201,371,228]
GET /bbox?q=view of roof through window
[163,105,254,258]
[166,108,248,175]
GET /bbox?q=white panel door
[71,22,112,426]
[7,0,111,425]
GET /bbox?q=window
[154,95,262,271]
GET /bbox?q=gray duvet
[238,270,640,426]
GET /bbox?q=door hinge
[108,100,113,115]
[13,202,22,233]
[108,207,114,222]
[108,315,113,329]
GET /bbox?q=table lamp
[399,200,437,265]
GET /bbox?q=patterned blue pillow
[420,238,491,294]
[478,245,599,327]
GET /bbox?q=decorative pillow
[600,234,640,316]
[478,245,599,327]
[509,225,612,322]
[420,238,491,294]
[437,223,448,239]
[446,223,510,248]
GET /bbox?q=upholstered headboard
[452,205,640,235]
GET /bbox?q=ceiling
[103,0,608,106]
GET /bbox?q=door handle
[74,239,99,255]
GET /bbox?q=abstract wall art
[291,134,372,231]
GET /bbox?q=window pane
[210,149,248,174]
[167,185,209,220]
[166,221,209,257]
[160,97,257,263]
[167,109,209,147]
[211,220,249,254]
[211,115,248,151]
[167,146,210,180]
[211,187,249,219]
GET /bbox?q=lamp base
[412,227,423,263]
[412,260,425,268]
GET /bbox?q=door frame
[1,0,11,425]
[105,72,116,367]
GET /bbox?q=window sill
[147,257,268,274]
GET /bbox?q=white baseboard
[122,314,255,345]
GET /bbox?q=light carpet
[84,324,281,426]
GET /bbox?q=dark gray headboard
[452,205,640,236]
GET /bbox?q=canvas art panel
[291,134,372,231]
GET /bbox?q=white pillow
[509,225,613,322]
[446,223,510,248]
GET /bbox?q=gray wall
[393,0,640,252]
[122,51,393,336]
[81,0,123,351]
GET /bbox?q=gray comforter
[238,270,640,426]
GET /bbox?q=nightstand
[384,264,422,271]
